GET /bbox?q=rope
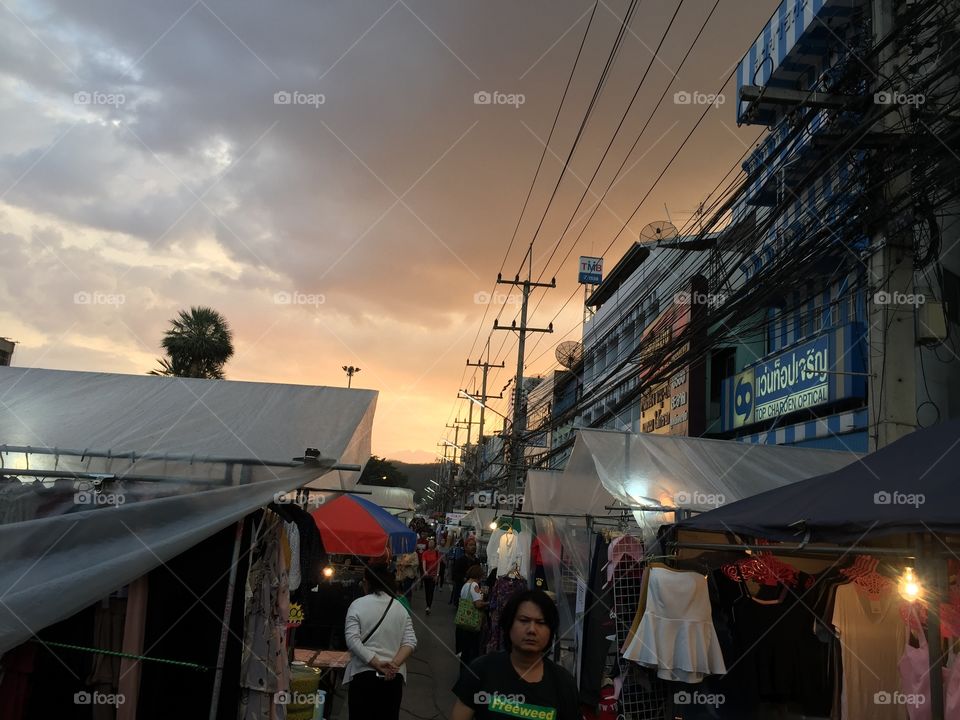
[30,639,209,672]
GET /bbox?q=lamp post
[342,365,361,388]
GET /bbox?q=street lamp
[342,365,361,388]
[458,390,510,420]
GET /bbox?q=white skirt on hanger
[622,566,726,684]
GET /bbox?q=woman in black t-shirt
[451,589,581,720]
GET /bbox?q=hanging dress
[622,566,726,683]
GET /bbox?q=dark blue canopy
[677,420,960,543]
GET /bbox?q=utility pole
[868,0,917,452]
[493,248,554,497]
[466,349,506,447]
[870,0,931,714]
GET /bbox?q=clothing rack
[669,532,950,720]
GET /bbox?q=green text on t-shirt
[488,693,556,720]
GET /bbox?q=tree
[358,456,409,487]
[149,306,235,379]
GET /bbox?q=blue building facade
[720,0,873,452]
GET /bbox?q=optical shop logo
[874,690,925,707]
[74,691,125,706]
[674,491,725,508]
[74,481,126,506]
[733,374,754,422]
[873,490,925,508]
[674,690,725,708]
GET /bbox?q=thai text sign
[721,325,866,431]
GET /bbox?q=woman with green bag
[455,565,487,677]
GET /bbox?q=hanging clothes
[284,522,301,592]
[606,535,643,587]
[239,514,290,720]
[622,566,726,683]
[483,577,528,654]
[486,527,532,579]
[0,644,37,720]
[713,569,832,716]
[832,581,905,720]
[580,534,615,707]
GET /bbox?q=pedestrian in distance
[421,537,441,614]
[454,564,488,678]
[450,535,478,604]
[395,551,419,600]
[343,563,417,720]
[450,589,581,720]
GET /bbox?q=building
[525,368,580,470]
[578,241,723,437]
[0,338,14,367]
[718,0,960,451]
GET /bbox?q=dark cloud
[0,0,780,453]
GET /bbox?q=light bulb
[322,566,334,579]
[489,520,498,530]
[899,567,922,601]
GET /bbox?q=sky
[0,0,781,463]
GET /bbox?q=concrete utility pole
[868,0,917,453]
[493,248,554,497]
[870,0,932,713]
[466,348,506,448]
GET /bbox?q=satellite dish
[555,341,583,369]
[639,220,678,245]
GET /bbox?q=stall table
[293,649,351,719]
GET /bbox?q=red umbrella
[311,494,417,557]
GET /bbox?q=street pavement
[330,581,463,720]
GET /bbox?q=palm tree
[149,306,235,379]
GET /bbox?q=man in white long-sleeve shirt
[343,562,417,719]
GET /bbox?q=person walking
[451,589,581,719]
[395,551,419,600]
[420,538,441,614]
[450,536,478,605]
[343,563,417,720]
[454,564,488,678]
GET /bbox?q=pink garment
[606,535,643,586]
[898,607,960,720]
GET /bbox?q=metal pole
[208,463,247,720]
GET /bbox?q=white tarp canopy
[0,367,377,654]
[355,484,416,514]
[527,428,860,578]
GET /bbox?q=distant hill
[392,461,435,502]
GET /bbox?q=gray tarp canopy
[0,367,377,654]
[525,428,860,578]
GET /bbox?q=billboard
[578,256,603,284]
[721,324,867,431]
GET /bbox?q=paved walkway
[330,582,463,720]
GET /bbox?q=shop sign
[578,256,603,284]
[721,325,866,431]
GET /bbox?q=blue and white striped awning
[740,108,831,207]
[736,0,862,125]
[737,408,868,450]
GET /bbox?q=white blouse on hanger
[622,566,726,683]
[486,527,532,578]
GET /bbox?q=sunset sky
[0,0,780,462]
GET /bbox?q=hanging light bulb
[322,565,335,579]
[489,518,498,530]
[899,566,922,601]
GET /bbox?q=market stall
[517,428,861,719]
[662,419,960,719]
[0,366,376,720]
